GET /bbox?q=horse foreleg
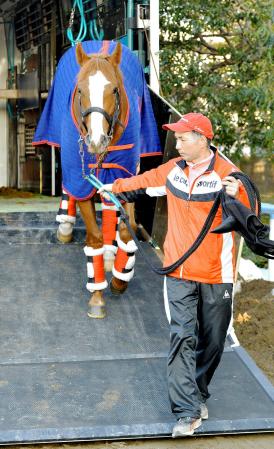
[56,190,76,243]
[110,202,137,295]
[78,199,107,319]
[102,203,120,271]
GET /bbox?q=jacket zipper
[177,167,213,277]
[176,161,213,196]
[188,168,213,199]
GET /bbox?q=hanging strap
[66,0,87,46]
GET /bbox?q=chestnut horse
[33,41,161,319]
[72,42,137,318]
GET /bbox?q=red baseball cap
[162,112,214,139]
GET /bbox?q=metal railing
[261,202,274,281]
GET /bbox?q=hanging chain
[78,135,109,179]
[78,136,89,178]
[68,7,75,29]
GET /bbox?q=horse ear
[109,42,122,67]
[76,43,90,66]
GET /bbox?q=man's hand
[97,183,114,201]
[222,176,241,198]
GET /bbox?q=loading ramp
[0,211,273,445]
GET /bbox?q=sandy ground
[5,434,274,449]
[233,279,274,383]
[3,433,274,449]
[0,187,36,198]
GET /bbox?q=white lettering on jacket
[192,172,222,194]
[167,167,188,193]
[168,167,222,195]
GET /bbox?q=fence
[261,202,274,281]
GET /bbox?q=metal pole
[269,213,274,282]
[127,0,134,50]
[51,145,56,196]
[39,155,42,194]
[50,6,56,84]
[17,131,20,189]
[149,0,159,94]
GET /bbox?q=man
[99,113,249,437]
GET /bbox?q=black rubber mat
[0,243,169,364]
[0,237,273,444]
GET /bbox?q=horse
[33,40,161,319]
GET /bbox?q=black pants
[164,276,233,419]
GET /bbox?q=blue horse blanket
[33,40,162,199]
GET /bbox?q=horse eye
[113,87,118,94]
[78,88,81,94]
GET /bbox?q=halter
[78,86,124,145]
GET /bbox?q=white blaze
[88,71,110,145]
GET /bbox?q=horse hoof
[57,230,73,244]
[110,278,128,296]
[87,305,106,319]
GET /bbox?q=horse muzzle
[86,134,110,154]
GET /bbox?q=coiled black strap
[117,172,260,276]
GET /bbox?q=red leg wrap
[84,246,107,292]
[102,208,120,249]
[112,239,137,282]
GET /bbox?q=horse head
[74,42,126,154]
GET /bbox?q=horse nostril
[100,135,109,148]
[86,135,108,153]
[85,134,91,146]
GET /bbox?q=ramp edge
[0,418,274,445]
[234,346,274,401]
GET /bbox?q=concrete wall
[0,18,9,187]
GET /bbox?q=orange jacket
[113,149,249,283]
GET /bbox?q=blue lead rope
[84,172,125,211]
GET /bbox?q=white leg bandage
[58,222,74,236]
[56,190,76,224]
